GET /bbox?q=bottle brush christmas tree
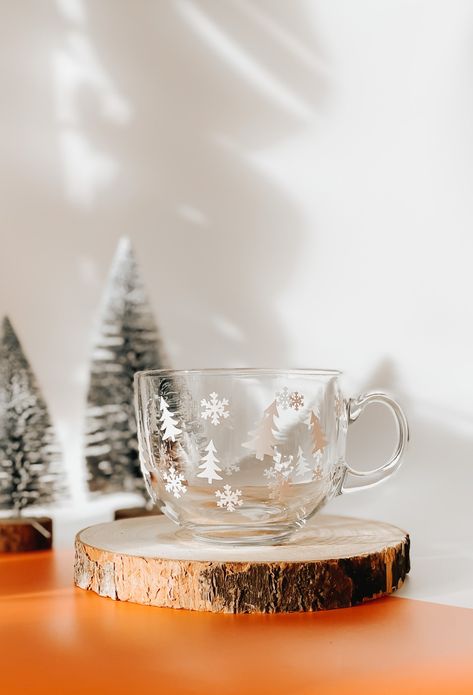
[85,238,167,495]
[0,317,66,550]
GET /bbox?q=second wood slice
[75,514,409,613]
[114,506,162,521]
[0,517,53,553]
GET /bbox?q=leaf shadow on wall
[59,0,327,367]
[0,1,327,495]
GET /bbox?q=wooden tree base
[114,506,161,521]
[0,517,53,553]
[74,514,410,613]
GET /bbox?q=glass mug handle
[341,392,409,493]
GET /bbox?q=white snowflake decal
[163,465,187,498]
[276,387,305,411]
[222,462,240,476]
[200,392,230,426]
[289,391,304,411]
[215,484,243,512]
[275,386,291,410]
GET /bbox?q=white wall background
[0,0,472,605]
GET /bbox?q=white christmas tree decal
[243,399,280,460]
[197,439,223,484]
[159,396,182,442]
[307,410,327,456]
[295,445,311,478]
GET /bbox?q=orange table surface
[1,551,473,694]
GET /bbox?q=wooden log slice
[0,517,53,553]
[74,515,410,613]
[114,506,161,521]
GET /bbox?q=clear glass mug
[134,368,409,544]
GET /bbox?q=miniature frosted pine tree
[197,439,222,484]
[85,238,167,494]
[307,410,327,456]
[0,317,66,514]
[243,399,279,460]
[159,396,182,442]
[295,445,311,478]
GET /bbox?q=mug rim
[135,367,342,378]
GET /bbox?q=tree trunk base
[74,514,410,613]
[114,506,161,521]
[0,517,53,552]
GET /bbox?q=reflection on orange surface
[0,551,473,694]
